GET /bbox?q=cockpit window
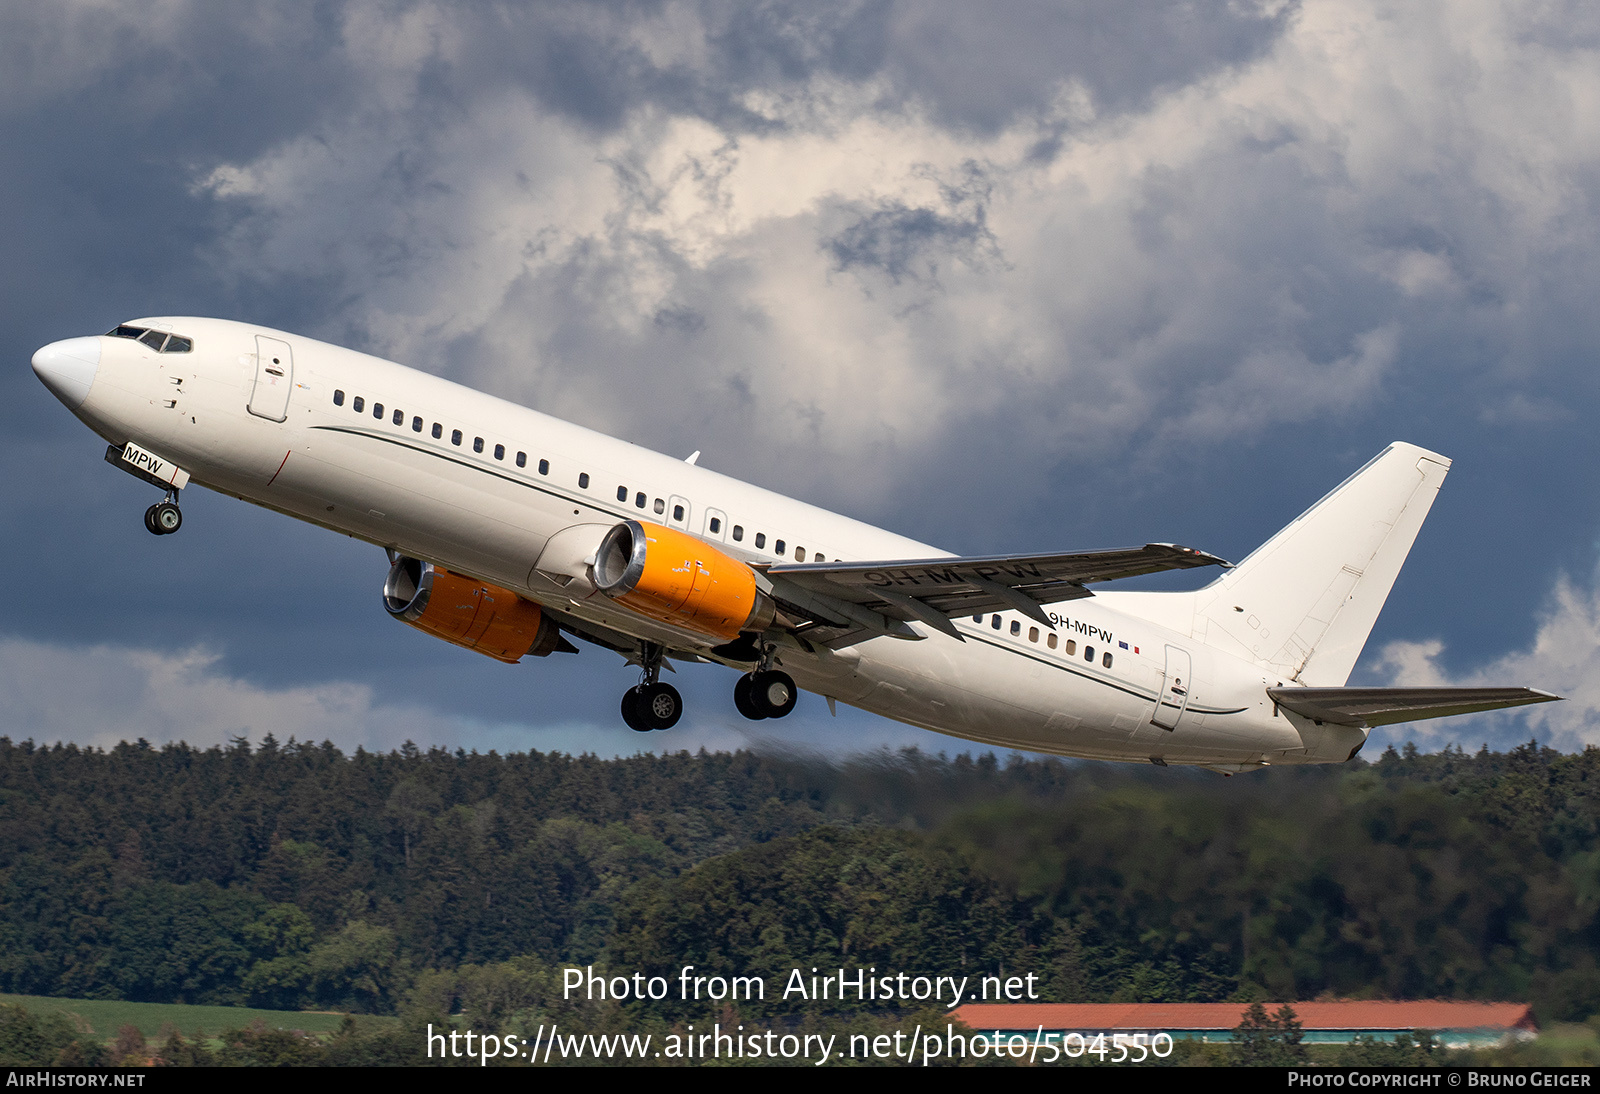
[107,325,192,353]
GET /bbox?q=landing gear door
[249,336,294,422]
[1152,645,1193,730]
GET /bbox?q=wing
[756,543,1227,645]
[1267,686,1562,728]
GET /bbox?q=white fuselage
[41,317,1362,769]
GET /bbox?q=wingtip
[1148,543,1232,567]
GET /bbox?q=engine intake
[592,520,774,641]
[383,557,564,662]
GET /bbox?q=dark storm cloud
[825,161,999,284]
[7,0,1285,152]
[451,1,892,132]
[4,0,1600,758]
[827,200,992,282]
[0,3,373,665]
[882,0,1292,134]
[255,0,1289,139]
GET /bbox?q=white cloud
[0,637,458,752]
[1372,565,1600,751]
[14,2,1600,760]
[0,636,943,759]
[183,0,1600,517]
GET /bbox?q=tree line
[2,735,1597,1028]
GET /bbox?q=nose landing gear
[144,491,182,536]
[620,641,682,731]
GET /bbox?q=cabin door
[1152,645,1193,730]
[249,336,295,422]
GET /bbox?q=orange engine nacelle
[592,520,775,641]
[383,557,563,663]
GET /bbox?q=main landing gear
[616,640,800,730]
[733,644,798,720]
[143,490,182,536]
[620,641,682,732]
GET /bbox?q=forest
[1,734,1597,1037]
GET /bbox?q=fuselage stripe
[954,629,1247,716]
[310,424,616,517]
[315,423,1248,719]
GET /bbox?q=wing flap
[765,543,1227,630]
[1268,686,1562,728]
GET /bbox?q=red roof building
[952,1001,1536,1047]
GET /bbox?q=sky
[4,0,1600,762]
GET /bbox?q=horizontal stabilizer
[1268,686,1561,728]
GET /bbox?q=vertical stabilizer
[1192,443,1450,686]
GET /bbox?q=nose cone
[32,336,101,409]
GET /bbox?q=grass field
[0,993,398,1041]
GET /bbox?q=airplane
[30,317,1558,773]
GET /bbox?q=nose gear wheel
[144,500,182,535]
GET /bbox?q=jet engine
[383,557,565,662]
[592,519,775,641]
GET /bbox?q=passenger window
[1102,652,1114,668]
[1048,634,1058,649]
[795,547,805,561]
[617,486,628,502]
[709,517,721,533]
[814,553,824,562]
[353,397,364,413]
[432,423,442,439]
[164,337,192,353]
[673,504,684,521]
[775,539,786,555]
[393,409,403,425]
[494,444,505,460]
[1010,620,1021,636]
[333,390,345,406]
[578,473,590,489]
[473,437,484,453]
[1085,645,1095,662]
[373,403,383,418]
[538,459,548,475]
[635,492,646,509]
[991,616,1002,630]
[754,533,766,549]
[451,429,462,446]
[653,498,665,515]
[973,615,983,623]
[732,525,744,542]
[139,330,166,351]
[1064,640,1076,655]
[516,452,526,467]
[412,416,422,432]
[1029,627,1039,642]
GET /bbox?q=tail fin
[1191,442,1451,686]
